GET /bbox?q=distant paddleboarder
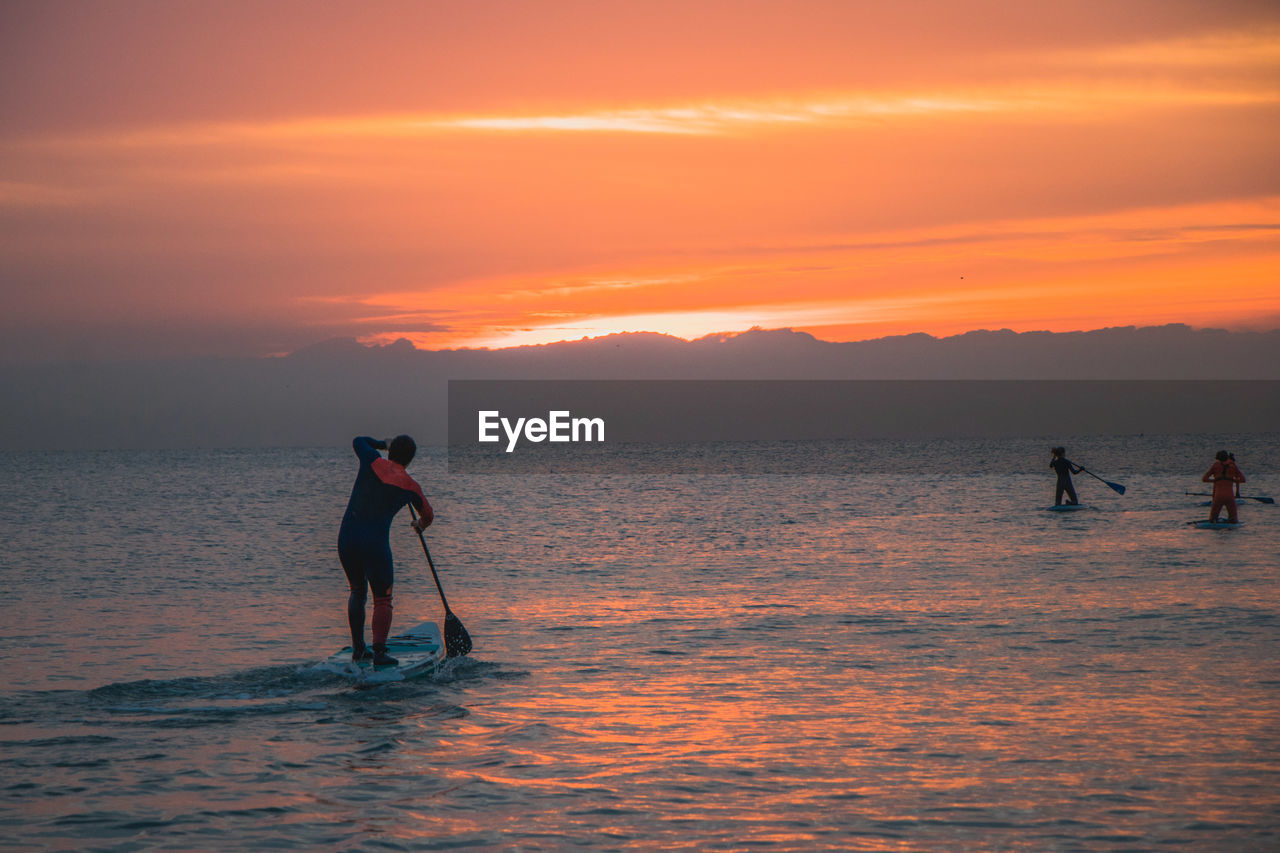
[338,436,433,665]
[1050,446,1082,506]
[1202,450,1246,524]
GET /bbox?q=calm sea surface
[2,435,1278,851]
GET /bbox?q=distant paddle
[409,505,472,658]
[1184,491,1275,504]
[1077,465,1126,495]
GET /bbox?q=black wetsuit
[337,436,431,650]
[1050,457,1079,505]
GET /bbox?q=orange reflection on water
[386,478,1280,847]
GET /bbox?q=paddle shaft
[1073,463,1125,495]
[408,505,473,657]
[1184,491,1274,504]
[409,505,452,610]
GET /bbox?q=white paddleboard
[322,621,446,684]
[1045,504,1087,512]
[1190,520,1242,529]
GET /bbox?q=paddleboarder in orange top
[1202,450,1246,524]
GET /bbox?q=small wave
[88,664,317,703]
[0,733,118,750]
[66,662,405,722]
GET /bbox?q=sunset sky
[2,0,1278,362]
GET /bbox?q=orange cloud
[2,14,1278,360]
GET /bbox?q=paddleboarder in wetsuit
[338,435,433,665]
[1202,450,1246,524]
[1050,446,1082,506]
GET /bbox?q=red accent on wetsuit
[371,458,433,523]
[372,594,393,646]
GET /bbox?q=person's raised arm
[353,436,386,465]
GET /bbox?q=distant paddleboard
[1189,520,1242,529]
[1045,504,1087,512]
[321,621,446,684]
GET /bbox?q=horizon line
[315,321,1280,357]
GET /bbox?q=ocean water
[1,434,1278,851]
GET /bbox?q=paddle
[1184,491,1275,504]
[408,505,472,657]
[1075,464,1126,495]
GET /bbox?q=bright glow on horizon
[327,196,1280,350]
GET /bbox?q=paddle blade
[444,611,472,657]
[1251,496,1275,504]
[1107,481,1126,495]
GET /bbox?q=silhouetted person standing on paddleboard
[339,435,432,665]
[1203,450,1246,524]
[1050,446,1082,506]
